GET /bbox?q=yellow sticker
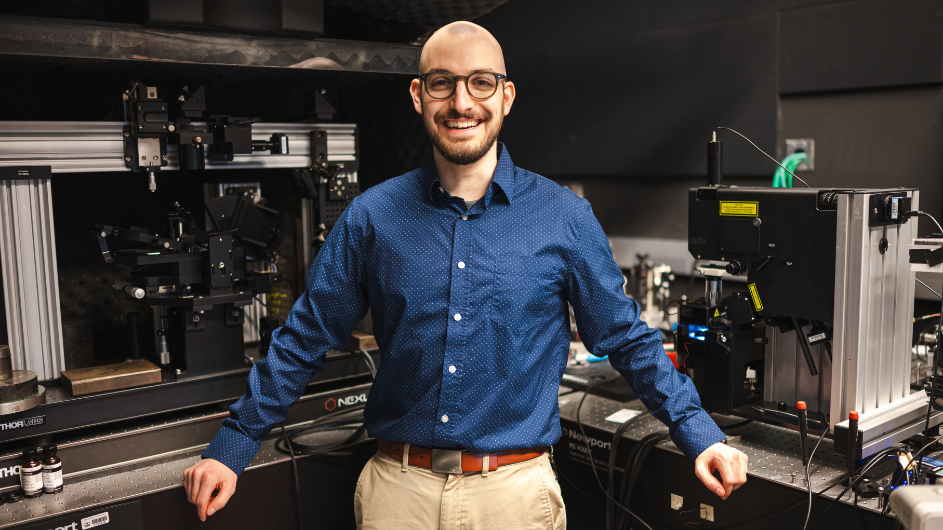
[713,308,720,317]
[748,283,764,311]
[719,201,759,217]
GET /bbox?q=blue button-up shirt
[203,143,725,475]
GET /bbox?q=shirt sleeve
[563,200,725,461]
[202,199,370,475]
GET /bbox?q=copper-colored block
[346,331,377,351]
[61,359,162,396]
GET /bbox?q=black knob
[726,260,745,276]
[777,401,787,412]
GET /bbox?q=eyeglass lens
[426,73,499,99]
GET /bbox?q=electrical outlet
[700,504,714,522]
[670,494,683,510]
[785,138,814,171]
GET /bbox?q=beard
[423,103,503,166]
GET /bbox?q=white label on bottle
[20,464,42,494]
[43,462,62,492]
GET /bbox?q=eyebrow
[421,68,502,75]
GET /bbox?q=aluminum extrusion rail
[0,121,357,174]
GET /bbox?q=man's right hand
[183,458,238,521]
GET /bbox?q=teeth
[446,120,479,129]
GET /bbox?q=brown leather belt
[379,441,546,474]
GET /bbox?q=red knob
[797,401,807,410]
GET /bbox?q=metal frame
[831,191,917,428]
[0,121,358,174]
[0,175,65,381]
[0,15,419,74]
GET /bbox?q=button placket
[435,215,472,442]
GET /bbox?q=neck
[433,142,499,203]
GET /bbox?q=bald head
[420,21,506,75]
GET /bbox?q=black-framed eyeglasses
[419,71,508,100]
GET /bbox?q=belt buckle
[430,448,463,474]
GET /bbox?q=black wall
[475,0,943,238]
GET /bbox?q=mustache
[434,108,492,122]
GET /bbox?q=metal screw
[161,106,166,111]
[219,262,225,269]
[137,106,142,110]
[195,136,202,143]
[232,310,240,317]
[162,155,167,160]
[125,156,132,161]
[163,242,170,248]
[101,232,107,237]
[791,472,797,483]
[123,131,130,137]
[162,125,166,129]
[753,218,762,227]
[721,335,727,342]
[874,208,878,214]
[141,156,147,160]
[168,124,175,132]
[153,155,158,160]
[192,315,200,323]
[139,125,143,129]
[175,369,182,375]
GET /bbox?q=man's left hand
[694,442,748,499]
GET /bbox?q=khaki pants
[354,450,566,529]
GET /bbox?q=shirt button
[453,313,462,321]
[441,415,449,423]
[461,215,468,221]
[457,261,465,269]
[449,365,457,373]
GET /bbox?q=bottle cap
[22,448,36,460]
[850,411,859,420]
[42,444,57,455]
[797,401,807,410]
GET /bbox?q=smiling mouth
[443,119,483,130]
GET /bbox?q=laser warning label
[748,283,764,311]
[719,201,758,217]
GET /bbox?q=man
[184,21,748,528]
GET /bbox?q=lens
[468,73,498,98]
[426,73,454,98]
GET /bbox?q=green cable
[773,152,807,188]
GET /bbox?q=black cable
[906,211,943,481]
[576,375,655,530]
[715,127,811,188]
[280,424,304,530]
[802,419,829,530]
[607,414,646,529]
[807,447,902,530]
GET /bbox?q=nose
[450,78,475,113]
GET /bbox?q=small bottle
[20,449,43,498]
[42,445,62,494]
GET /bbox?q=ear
[502,81,516,116]
[410,78,423,115]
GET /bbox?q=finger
[717,458,736,499]
[195,474,218,521]
[183,468,191,502]
[189,468,204,505]
[729,455,744,491]
[207,481,235,517]
[695,459,725,497]
[736,453,748,489]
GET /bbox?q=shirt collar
[422,142,515,206]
